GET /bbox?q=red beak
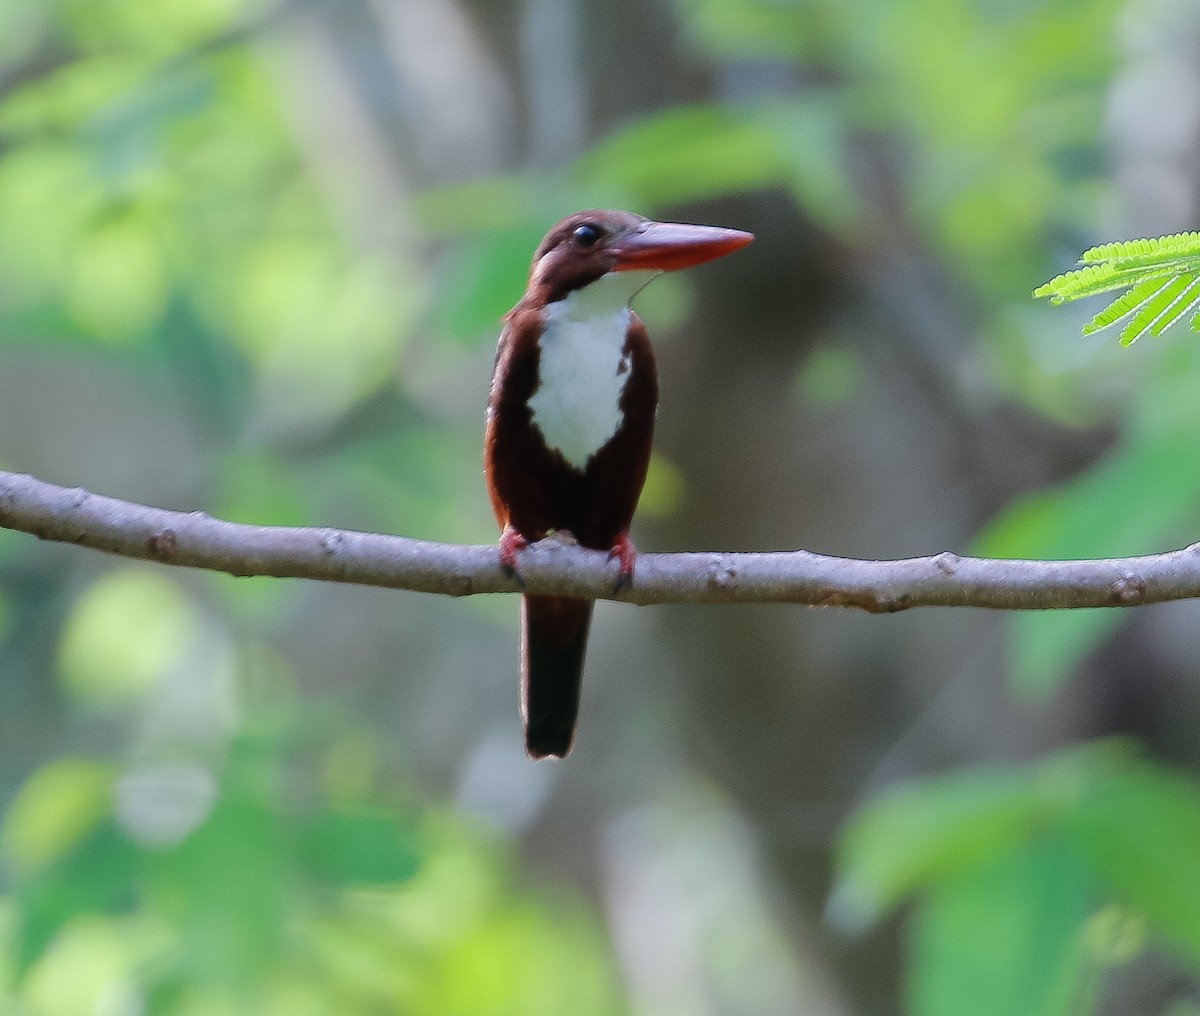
[610,221,754,273]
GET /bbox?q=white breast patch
[527,271,655,470]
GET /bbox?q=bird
[484,209,753,759]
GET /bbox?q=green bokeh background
[2,0,1200,1012]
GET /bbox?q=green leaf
[573,104,791,208]
[300,809,422,887]
[415,174,538,236]
[1036,231,1200,341]
[976,429,1200,695]
[14,822,139,976]
[908,837,1094,1016]
[433,225,545,341]
[750,96,864,231]
[1005,610,1118,698]
[57,569,199,705]
[3,759,114,872]
[830,746,1123,932]
[978,430,1200,560]
[1150,276,1200,338]
[1033,263,1173,304]
[147,795,288,985]
[1067,765,1200,964]
[1080,231,1200,265]
[1080,273,1180,335]
[1120,273,1198,345]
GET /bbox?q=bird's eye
[572,224,602,247]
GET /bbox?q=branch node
[1111,573,1147,605]
[934,551,959,575]
[320,530,345,556]
[705,558,737,593]
[147,528,178,560]
[67,487,90,509]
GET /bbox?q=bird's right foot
[499,526,529,585]
[608,530,638,594]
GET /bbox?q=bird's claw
[608,532,637,594]
[499,527,528,586]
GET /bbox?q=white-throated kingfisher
[485,210,753,759]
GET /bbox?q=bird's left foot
[608,531,638,593]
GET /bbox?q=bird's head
[527,210,753,304]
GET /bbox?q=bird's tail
[520,595,593,759]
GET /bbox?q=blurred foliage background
[1,0,1200,1012]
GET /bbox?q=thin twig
[1,470,1197,612]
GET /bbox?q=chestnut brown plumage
[485,210,753,758]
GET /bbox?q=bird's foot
[608,531,638,593]
[499,527,529,585]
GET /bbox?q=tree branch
[1,469,1198,612]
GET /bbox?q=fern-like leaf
[1080,274,1179,336]
[1036,231,1200,343]
[1036,263,1173,304]
[1080,231,1200,265]
[1120,273,1196,345]
[1148,275,1200,339]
